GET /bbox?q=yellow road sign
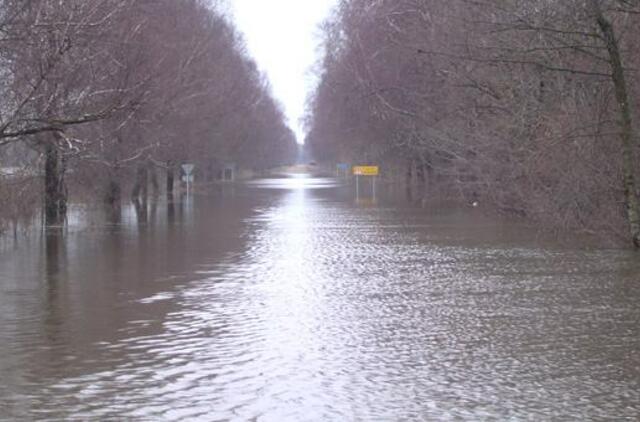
[353,166,379,176]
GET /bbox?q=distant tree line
[307,0,640,247]
[0,0,297,231]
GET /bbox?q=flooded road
[1,176,639,420]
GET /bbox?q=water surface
[1,176,639,420]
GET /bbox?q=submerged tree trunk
[420,154,434,200]
[44,140,67,227]
[131,165,148,201]
[150,164,159,197]
[166,161,175,200]
[416,160,426,188]
[133,197,148,225]
[104,172,121,207]
[596,8,640,248]
[104,169,122,224]
[405,158,414,202]
[131,164,149,227]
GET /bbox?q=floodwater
[1,175,639,420]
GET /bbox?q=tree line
[0,0,297,232]
[307,0,640,247]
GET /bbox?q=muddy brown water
[1,175,639,420]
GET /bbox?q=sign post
[336,163,350,178]
[182,163,195,196]
[352,166,379,200]
[373,175,376,198]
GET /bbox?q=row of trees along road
[307,0,640,247]
[0,0,297,231]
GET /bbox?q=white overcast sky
[229,0,338,144]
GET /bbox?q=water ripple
[1,182,640,420]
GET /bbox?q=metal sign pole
[373,176,376,199]
[356,175,360,198]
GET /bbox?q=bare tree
[0,0,297,230]
[307,0,640,246]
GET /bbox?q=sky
[229,0,338,144]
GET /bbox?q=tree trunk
[416,160,426,187]
[131,165,148,202]
[166,161,175,200]
[405,158,414,201]
[421,154,434,199]
[44,141,67,227]
[104,172,121,224]
[104,175,121,207]
[133,198,148,225]
[596,9,640,248]
[150,164,159,197]
[141,167,148,200]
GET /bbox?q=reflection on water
[246,174,339,190]
[1,176,640,420]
